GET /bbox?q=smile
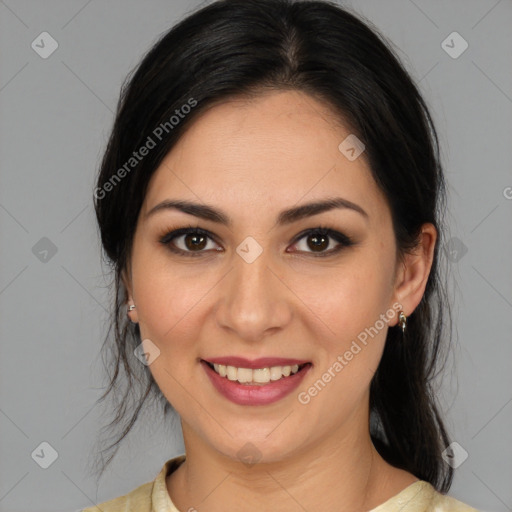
[205,361,307,385]
[201,359,312,406]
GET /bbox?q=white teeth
[211,363,303,384]
[270,366,283,381]
[237,367,253,383]
[226,365,237,381]
[253,368,270,383]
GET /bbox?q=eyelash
[158,224,355,258]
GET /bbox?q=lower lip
[201,361,312,406]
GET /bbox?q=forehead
[141,90,388,225]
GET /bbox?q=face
[124,90,408,464]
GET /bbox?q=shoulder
[78,455,185,512]
[80,480,153,512]
[402,481,480,512]
[370,481,480,512]
[430,489,480,511]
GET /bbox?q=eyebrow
[145,197,369,226]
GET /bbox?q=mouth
[201,359,312,386]
[201,358,313,405]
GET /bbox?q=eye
[159,225,355,258]
[159,226,222,257]
[288,226,354,257]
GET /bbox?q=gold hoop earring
[398,311,407,333]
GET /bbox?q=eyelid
[287,226,354,257]
[158,224,355,257]
[158,225,221,257]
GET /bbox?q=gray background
[0,0,511,511]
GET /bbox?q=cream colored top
[81,454,479,511]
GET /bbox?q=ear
[121,265,139,323]
[391,223,437,326]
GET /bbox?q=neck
[166,406,416,512]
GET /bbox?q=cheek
[295,269,391,419]
[130,247,211,351]
[298,257,392,337]
[130,258,211,409]
[292,253,393,401]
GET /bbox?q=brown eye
[159,227,221,257]
[159,226,354,258]
[306,233,329,252]
[289,227,354,257]
[183,232,208,251]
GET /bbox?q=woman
[84,0,478,510]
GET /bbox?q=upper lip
[202,357,311,369]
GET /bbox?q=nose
[215,245,293,342]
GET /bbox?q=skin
[122,90,437,512]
